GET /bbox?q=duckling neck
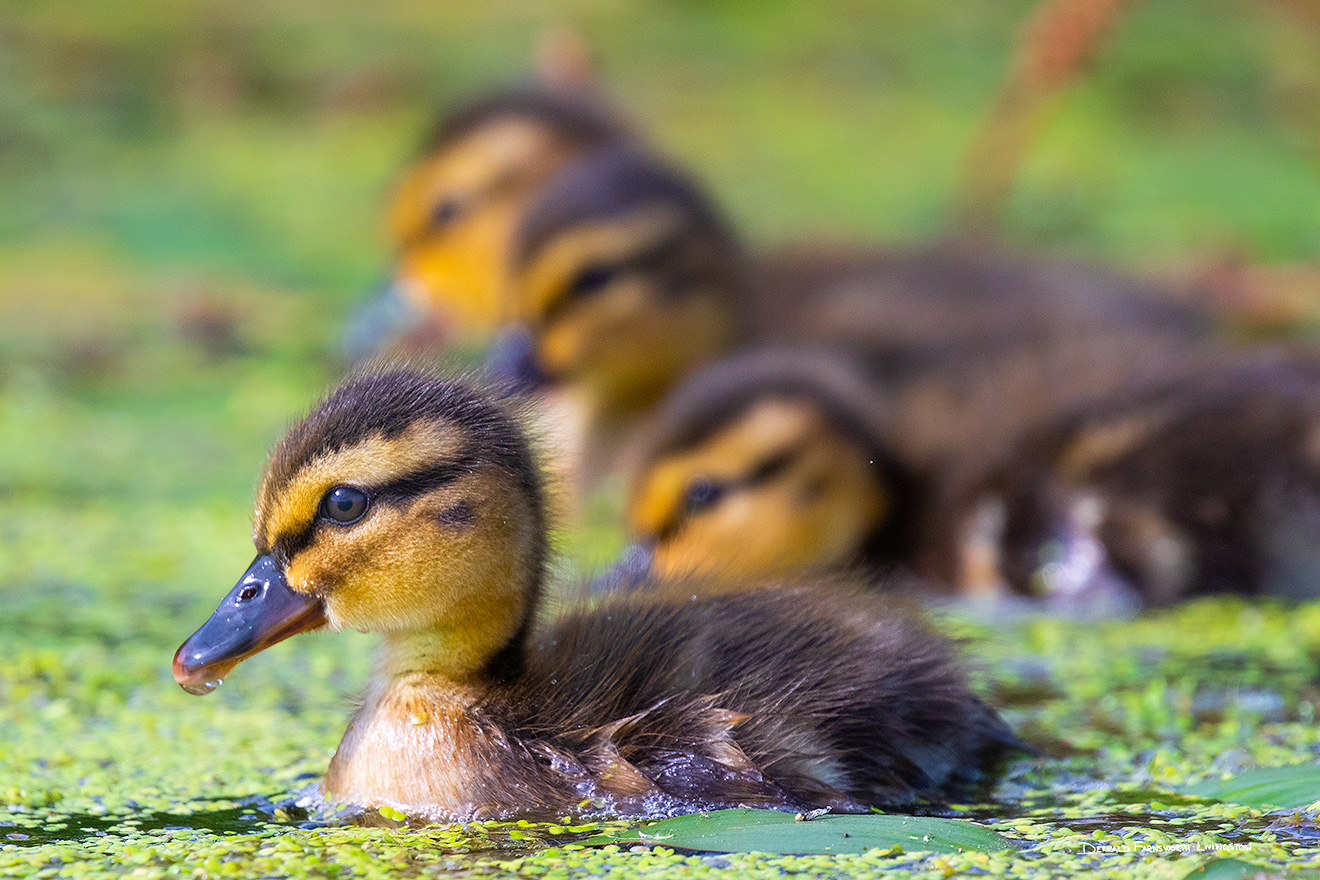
[374,626,522,685]
[320,612,540,817]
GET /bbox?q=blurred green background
[4,0,1320,600]
[3,1,1320,875]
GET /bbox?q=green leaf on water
[583,808,1015,855]
[1182,857,1318,880]
[1181,763,1320,809]
[377,805,406,822]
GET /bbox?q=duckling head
[348,89,625,356]
[488,145,746,416]
[627,349,915,582]
[174,369,547,694]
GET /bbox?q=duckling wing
[500,581,1019,810]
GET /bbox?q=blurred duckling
[344,81,628,358]
[173,368,1020,821]
[925,352,1320,607]
[626,325,1218,587]
[487,144,749,491]
[627,347,918,583]
[489,147,1211,493]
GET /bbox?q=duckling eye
[429,197,464,229]
[682,479,725,515]
[320,485,369,524]
[566,264,619,299]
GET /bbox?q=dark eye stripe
[654,444,806,543]
[375,455,477,503]
[268,455,478,563]
[541,229,688,324]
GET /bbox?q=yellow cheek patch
[394,201,523,334]
[285,503,441,629]
[536,277,735,413]
[517,207,686,320]
[647,423,888,582]
[256,422,465,551]
[537,276,652,370]
[629,399,824,538]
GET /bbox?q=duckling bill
[174,555,326,695]
[173,369,1019,821]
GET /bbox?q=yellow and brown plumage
[497,144,748,413]
[173,368,1020,821]
[627,347,919,583]
[488,145,1213,496]
[624,317,1223,588]
[346,85,630,356]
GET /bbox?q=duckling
[627,347,918,583]
[488,146,1211,494]
[498,145,747,413]
[343,83,629,358]
[486,144,749,493]
[172,368,1019,821]
[924,352,1320,607]
[626,325,1219,587]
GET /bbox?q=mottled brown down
[928,351,1320,605]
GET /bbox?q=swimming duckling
[486,144,749,494]
[627,347,918,583]
[343,83,629,357]
[172,369,1019,821]
[626,326,1218,587]
[487,146,1211,494]
[925,352,1320,606]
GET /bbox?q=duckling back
[752,243,1210,372]
[493,577,1019,813]
[929,351,1320,606]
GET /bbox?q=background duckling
[488,143,750,494]
[922,352,1320,608]
[488,144,1215,497]
[173,368,1020,821]
[343,79,629,358]
[625,324,1224,589]
[627,347,918,583]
